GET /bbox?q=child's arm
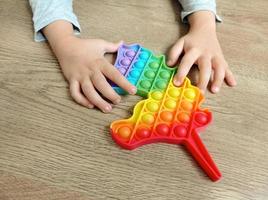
[29,1,136,112]
[168,1,236,93]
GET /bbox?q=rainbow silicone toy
[110,44,222,181]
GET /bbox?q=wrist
[188,11,216,33]
[42,20,77,54]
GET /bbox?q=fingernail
[88,104,94,109]
[173,78,181,86]
[104,105,112,112]
[212,86,219,93]
[129,87,137,95]
[114,98,121,104]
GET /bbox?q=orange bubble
[181,100,193,111]
[160,111,173,122]
[177,112,190,123]
[118,126,131,139]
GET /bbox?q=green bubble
[149,62,159,69]
[140,80,151,89]
[156,80,167,89]
[144,70,155,79]
[160,71,170,79]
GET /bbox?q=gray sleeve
[29,0,81,42]
[178,0,222,23]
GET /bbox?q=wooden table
[0,0,267,199]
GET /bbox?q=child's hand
[167,11,236,93]
[43,21,136,112]
[58,38,137,112]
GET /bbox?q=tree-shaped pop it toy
[110,44,222,181]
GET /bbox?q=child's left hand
[167,11,236,93]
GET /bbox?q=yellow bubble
[146,102,159,112]
[142,113,155,124]
[165,99,177,109]
[184,88,196,100]
[168,88,180,98]
[151,91,163,100]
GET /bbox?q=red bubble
[156,124,170,136]
[174,125,187,137]
[195,113,208,125]
[136,128,151,139]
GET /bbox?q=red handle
[185,130,222,181]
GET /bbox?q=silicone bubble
[149,62,159,69]
[136,128,151,139]
[155,80,167,90]
[165,99,177,109]
[177,112,190,123]
[160,111,173,122]
[174,125,187,137]
[159,71,170,79]
[181,100,193,111]
[146,102,159,112]
[144,70,155,79]
[121,58,131,66]
[118,126,132,139]
[168,88,180,98]
[156,124,170,136]
[151,91,163,101]
[134,60,146,69]
[140,80,152,89]
[184,88,196,100]
[142,113,155,124]
[195,112,208,125]
[125,50,136,57]
[130,70,141,78]
[139,51,150,60]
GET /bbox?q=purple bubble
[120,58,131,66]
[126,50,136,57]
[118,67,127,74]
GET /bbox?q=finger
[225,68,237,87]
[197,57,212,93]
[69,80,94,108]
[91,71,121,104]
[173,48,200,86]
[211,57,225,93]
[103,40,123,53]
[81,78,112,113]
[102,60,137,95]
[167,38,184,66]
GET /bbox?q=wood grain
[0,0,268,199]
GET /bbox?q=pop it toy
[110,44,222,181]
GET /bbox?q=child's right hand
[56,37,137,112]
[42,21,136,112]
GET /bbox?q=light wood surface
[0,0,268,199]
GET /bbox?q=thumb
[103,40,124,53]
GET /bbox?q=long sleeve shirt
[29,0,221,42]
